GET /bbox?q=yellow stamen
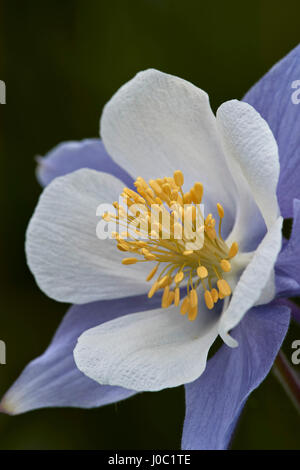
[188,304,198,321]
[171,189,179,200]
[158,275,172,288]
[162,285,170,308]
[211,288,219,303]
[220,259,231,272]
[183,192,192,204]
[149,179,162,195]
[117,244,127,252]
[174,272,184,284]
[217,203,224,219]
[109,170,238,321]
[190,289,198,308]
[189,188,197,205]
[197,266,208,279]
[148,281,159,299]
[204,290,214,310]
[180,297,189,315]
[173,170,184,187]
[122,257,138,265]
[143,251,157,261]
[167,291,175,307]
[228,242,239,258]
[146,264,159,281]
[193,182,203,203]
[174,287,180,306]
[217,279,231,297]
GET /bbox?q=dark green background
[0,0,300,449]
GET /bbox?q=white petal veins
[26,169,151,304]
[74,305,219,391]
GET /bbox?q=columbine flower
[2,45,300,450]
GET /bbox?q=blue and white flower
[2,45,300,450]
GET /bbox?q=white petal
[254,269,276,307]
[74,306,219,391]
[219,217,283,347]
[100,69,238,218]
[217,100,280,230]
[26,169,150,304]
[225,192,266,252]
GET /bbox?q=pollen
[103,170,239,321]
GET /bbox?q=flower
[2,45,300,450]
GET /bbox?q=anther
[204,290,214,310]
[122,258,138,265]
[197,266,208,279]
[162,183,171,197]
[162,285,170,308]
[174,271,184,284]
[220,259,231,272]
[148,282,159,298]
[146,265,159,281]
[117,244,127,252]
[193,182,203,202]
[173,170,184,187]
[149,179,162,195]
[217,203,224,219]
[143,251,157,261]
[190,289,198,308]
[158,275,171,288]
[180,297,189,315]
[228,242,239,258]
[211,288,219,303]
[205,214,212,225]
[170,189,179,200]
[174,287,180,306]
[217,279,231,297]
[189,188,198,204]
[183,192,192,204]
[188,304,198,321]
[167,291,175,307]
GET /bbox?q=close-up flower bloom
[1,43,300,450]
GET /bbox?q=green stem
[273,350,300,414]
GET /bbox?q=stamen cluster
[103,170,238,320]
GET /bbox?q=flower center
[103,170,238,321]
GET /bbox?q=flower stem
[273,350,300,413]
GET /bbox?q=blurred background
[0,0,300,449]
